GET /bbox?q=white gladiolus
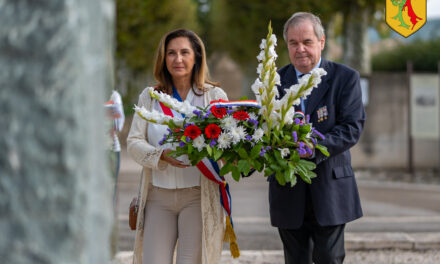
[251,78,263,95]
[193,135,206,152]
[148,87,197,117]
[135,105,184,126]
[259,39,267,50]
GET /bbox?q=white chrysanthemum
[252,128,264,142]
[193,135,206,152]
[230,126,247,144]
[221,116,237,131]
[217,132,232,150]
[279,148,290,158]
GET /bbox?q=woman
[127,29,227,264]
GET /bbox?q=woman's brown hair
[153,29,218,95]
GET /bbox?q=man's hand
[160,149,190,168]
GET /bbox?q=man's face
[286,21,325,74]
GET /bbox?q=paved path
[114,150,440,263]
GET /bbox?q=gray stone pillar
[0,0,115,263]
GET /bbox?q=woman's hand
[160,149,190,168]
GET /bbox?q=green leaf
[238,160,251,175]
[187,143,193,154]
[298,159,316,171]
[296,164,311,184]
[253,159,263,171]
[206,145,213,156]
[231,167,240,181]
[213,148,223,161]
[220,162,234,176]
[275,171,286,186]
[250,144,262,159]
[238,148,248,159]
[269,164,281,172]
[289,175,297,187]
[264,167,274,176]
[315,144,330,157]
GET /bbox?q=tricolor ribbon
[210,99,261,108]
[158,99,240,258]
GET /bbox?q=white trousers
[142,184,202,264]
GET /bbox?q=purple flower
[209,139,217,147]
[298,147,306,156]
[248,119,259,127]
[193,110,202,118]
[179,141,186,148]
[312,129,325,140]
[203,111,212,119]
[159,135,167,145]
[266,146,271,150]
[310,137,316,145]
[306,146,313,155]
[298,142,305,148]
[185,137,191,143]
[167,128,172,133]
[184,122,195,128]
[227,109,234,114]
[292,131,297,142]
[245,135,253,141]
[306,115,310,124]
[259,146,266,157]
[294,118,300,125]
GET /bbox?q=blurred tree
[116,0,199,114]
[116,0,199,73]
[208,0,384,75]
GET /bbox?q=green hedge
[372,38,440,72]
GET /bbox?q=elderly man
[269,12,366,264]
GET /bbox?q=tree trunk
[0,0,114,263]
[343,3,371,75]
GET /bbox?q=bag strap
[136,169,143,203]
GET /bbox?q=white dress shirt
[147,88,204,189]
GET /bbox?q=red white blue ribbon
[210,99,261,108]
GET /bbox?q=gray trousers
[142,184,202,264]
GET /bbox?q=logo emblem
[386,0,426,37]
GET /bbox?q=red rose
[233,110,250,120]
[205,124,222,139]
[184,125,202,140]
[211,106,227,119]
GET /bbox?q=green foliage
[372,38,440,72]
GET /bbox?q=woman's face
[165,37,196,81]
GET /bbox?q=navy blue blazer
[269,59,366,229]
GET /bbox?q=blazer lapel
[305,59,331,114]
[280,64,298,97]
